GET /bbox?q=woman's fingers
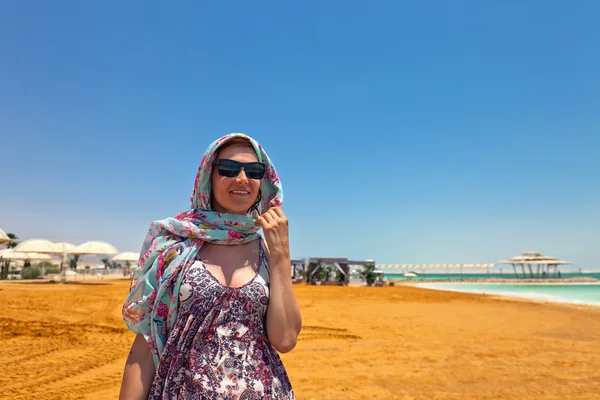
[271,207,286,219]
[260,211,275,226]
[259,207,287,228]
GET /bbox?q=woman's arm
[258,207,302,353]
[119,334,156,400]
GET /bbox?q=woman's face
[211,144,261,215]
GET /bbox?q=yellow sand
[1,279,600,400]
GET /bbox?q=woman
[120,133,301,399]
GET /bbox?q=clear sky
[1,1,599,269]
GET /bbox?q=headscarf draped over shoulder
[122,133,283,368]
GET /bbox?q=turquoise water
[384,272,600,281]
[382,272,600,305]
[415,282,600,306]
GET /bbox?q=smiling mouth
[230,190,250,196]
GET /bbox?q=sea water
[383,272,600,281]
[384,272,600,306]
[414,281,600,306]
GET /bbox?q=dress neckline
[199,240,264,290]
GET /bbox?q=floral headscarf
[122,133,283,368]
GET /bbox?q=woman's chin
[221,203,252,215]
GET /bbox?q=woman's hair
[213,137,262,214]
[215,136,255,154]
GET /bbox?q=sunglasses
[213,159,266,179]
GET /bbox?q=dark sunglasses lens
[245,163,266,179]
[215,160,266,179]
[216,161,241,177]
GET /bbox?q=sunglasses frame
[213,158,267,180]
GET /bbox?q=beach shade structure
[442,264,450,279]
[450,264,457,277]
[73,241,119,272]
[0,249,53,261]
[73,241,119,255]
[497,259,528,278]
[0,228,11,243]
[525,259,571,278]
[0,249,55,279]
[14,239,76,257]
[53,242,77,254]
[112,252,140,270]
[498,252,572,279]
[304,257,352,285]
[13,239,77,282]
[291,259,308,280]
[13,239,57,254]
[112,252,140,262]
[51,242,77,281]
[52,242,77,268]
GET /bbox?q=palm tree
[101,258,110,269]
[360,263,377,286]
[6,233,19,249]
[1,233,19,280]
[69,255,80,270]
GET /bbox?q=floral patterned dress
[148,241,295,399]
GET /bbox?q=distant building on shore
[291,258,375,285]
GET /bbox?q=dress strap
[257,239,270,284]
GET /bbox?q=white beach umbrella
[13,239,58,254]
[0,228,11,243]
[0,249,53,261]
[73,241,118,255]
[112,252,140,262]
[53,242,77,254]
[12,239,77,282]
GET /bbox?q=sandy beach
[1,279,600,400]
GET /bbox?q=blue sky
[1,1,599,269]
